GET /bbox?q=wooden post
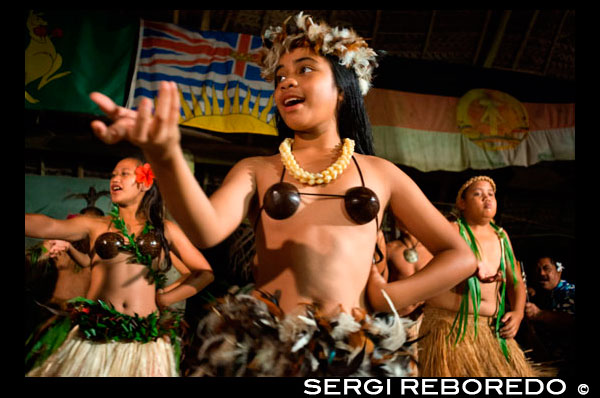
[422,10,437,58]
[512,10,540,70]
[543,10,570,75]
[473,10,493,64]
[222,10,233,31]
[201,10,211,31]
[483,10,512,68]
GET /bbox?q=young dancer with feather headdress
[89,12,477,376]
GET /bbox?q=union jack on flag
[128,20,277,135]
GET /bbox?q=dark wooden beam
[200,10,211,31]
[422,10,437,58]
[222,10,233,31]
[483,10,512,68]
[543,10,570,75]
[473,10,492,64]
[513,10,540,70]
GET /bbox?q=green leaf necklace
[109,204,166,288]
[451,217,518,362]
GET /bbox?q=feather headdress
[259,12,378,96]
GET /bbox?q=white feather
[331,311,361,340]
[292,331,313,352]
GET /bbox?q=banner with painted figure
[129,20,277,136]
[365,88,575,172]
[25,10,138,114]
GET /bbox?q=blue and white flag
[129,20,277,136]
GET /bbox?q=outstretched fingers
[169,81,181,126]
[89,82,181,152]
[134,97,154,144]
[152,81,181,141]
[89,92,138,144]
[91,117,136,145]
[90,92,137,121]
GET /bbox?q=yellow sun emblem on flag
[176,83,277,136]
[457,89,529,151]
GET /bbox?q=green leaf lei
[67,297,181,343]
[450,217,518,362]
[66,297,184,369]
[109,204,167,289]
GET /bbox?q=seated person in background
[525,256,575,377]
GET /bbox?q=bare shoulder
[356,154,409,180]
[82,214,111,228]
[78,214,111,235]
[162,219,181,241]
[450,220,460,231]
[235,154,277,169]
[224,155,277,180]
[495,223,512,241]
[355,153,396,168]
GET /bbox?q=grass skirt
[27,326,177,377]
[26,299,181,377]
[188,288,418,377]
[418,306,541,377]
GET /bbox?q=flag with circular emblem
[365,88,575,171]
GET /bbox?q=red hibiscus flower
[135,163,155,188]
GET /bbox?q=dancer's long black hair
[274,54,376,156]
[133,158,172,273]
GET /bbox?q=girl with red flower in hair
[25,157,214,376]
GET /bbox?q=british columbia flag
[128,20,276,133]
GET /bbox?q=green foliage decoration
[109,204,167,288]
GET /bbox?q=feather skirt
[418,306,543,377]
[188,291,418,377]
[27,325,178,377]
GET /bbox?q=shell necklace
[279,138,355,185]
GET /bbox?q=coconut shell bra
[257,156,381,228]
[94,229,162,260]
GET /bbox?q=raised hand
[47,239,70,258]
[90,81,182,160]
